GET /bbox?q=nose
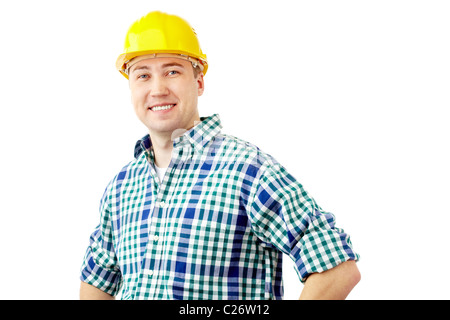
[149,76,169,97]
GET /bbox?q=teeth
[152,104,175,111]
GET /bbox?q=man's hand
[80,282,115,300]
[299,260,360,300]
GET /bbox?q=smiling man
[79,11,360,300]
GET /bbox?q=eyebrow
[130,62,186,74]
[161,62,185,69]
[130,65,150,73]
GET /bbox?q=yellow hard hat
[116,11,208,79]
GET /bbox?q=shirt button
[153,235,159,242]
[159,201,165,208]
[148,270,153,276]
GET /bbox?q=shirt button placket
[148,201,167,296]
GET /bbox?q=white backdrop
[0,0,449,300]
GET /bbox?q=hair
[192,64,203,78]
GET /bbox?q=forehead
[129,57,191,73]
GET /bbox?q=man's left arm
[299,260,361,300]
[246,161,361,299]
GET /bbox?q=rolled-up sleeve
[248,162,359,283]
[80,185,122,296]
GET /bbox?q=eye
[137,74,149,80]
[167,70,179,76]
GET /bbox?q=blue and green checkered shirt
[80,114,359,299]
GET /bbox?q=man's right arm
[80,281,115,300]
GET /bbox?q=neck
[149,126,194,168]
[149,117,202,168]
[149,133,173,168]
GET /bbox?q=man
[80,11,360,300]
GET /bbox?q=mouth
[149,104,176,112]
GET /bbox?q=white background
[0,0,449,300]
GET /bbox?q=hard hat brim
[116,50,208,79]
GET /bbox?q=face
[128,57,204,138]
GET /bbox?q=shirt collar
[134,113,222,160]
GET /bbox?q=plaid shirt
[80,114,359,299]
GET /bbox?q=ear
[196,73,205,96]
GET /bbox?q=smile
[150,104,176,111]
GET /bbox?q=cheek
[176,84,199,106]
[130,87,146,108]
[130,92,148,120]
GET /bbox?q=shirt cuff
[80,248,122,297]
[293,227,359,283]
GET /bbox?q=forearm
[80,281,115,300]
[299,260,360,300]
